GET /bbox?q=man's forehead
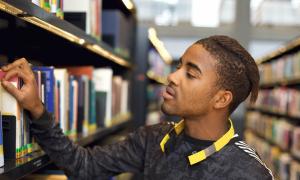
[182,45,215,63]
[180,44,217,72]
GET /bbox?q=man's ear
[213,90,233,110]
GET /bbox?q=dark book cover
[32,66,55,114]
[95,92,107,127]
[2,115,16,160]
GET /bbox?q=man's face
[161,44,219,118]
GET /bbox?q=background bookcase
[245,36,300,179]
[0,0,136,179]
[133,25,177,128]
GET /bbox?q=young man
[1,35,273,179]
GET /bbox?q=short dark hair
[195,35,259,114]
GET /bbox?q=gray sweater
[30,110,274,180]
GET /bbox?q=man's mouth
[162,86,175,100]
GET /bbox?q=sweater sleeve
[30,110,147,179]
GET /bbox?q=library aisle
[0,0,300,180]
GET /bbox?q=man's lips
[162,86,175,100]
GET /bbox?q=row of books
[245,130,300,180]
[246,111,293,151]
[0,70,31,162]
[245,130,295,180]
[31,0,64,19]
[146,35,171,125]
[31,0,134,59]
[31,0,102,40]
[246,111,300,159]
[259,50,300,85]
[148,48,171,78]
[0,66,130,167]
[253,87,300,117]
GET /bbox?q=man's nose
[167,70,180,86]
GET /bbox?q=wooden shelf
[0,0,132,69]
[76,113,131,146]
[256,36,300,65]
[146,71,167,85]
[247,107,300,122]
[260,77,300,88]
[0,117,131,179]
[148,28,172,65]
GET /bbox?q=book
[291,160,300,180]
[68,75,78,137]
[259,51,300,85]
[63,0,91,34]
[93,68,113,127]
[292,127,300,158]
[32,66,55,114]
[120,80,129,114]
[0,112,4,167]
[2,115,16,159]
[279,153,291,180]
[54,69,69,134]
[73,76,85,134]
[66,66,94,134]
[0,70,23,158]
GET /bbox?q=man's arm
[1,58,146,179]
[31,109,146,179]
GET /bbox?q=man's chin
[161,103,176,116]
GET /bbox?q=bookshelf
[247,107,300,122]
[133,26,175,126]
[146,69,167,85]
[0,0,136,179]
[0,0,132,69]
[0,117,131,179]
[245,36,300,179]
[256,36,300,65]
[146,28,174,125]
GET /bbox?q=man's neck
[183,113,229,141]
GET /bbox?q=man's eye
[186,73,195,79]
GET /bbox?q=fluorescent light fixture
[122,0,134,10]
[154,0,179,5]
[191,0,222,27]
[292,0,300,8]
[251,0,264,10]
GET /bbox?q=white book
[93,68,113,127]
[63,0,91,34]
[54,69,69,133]
[0,71,21,158]
[121,80,129,114]
[82,76,89,136]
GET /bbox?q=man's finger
[3,69,31,83]
[1,80,22,100]
[1,58,29,72]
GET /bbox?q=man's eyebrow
[179,58,183,64]
[186,62,202,74]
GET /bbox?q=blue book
[32,66,55,113]
[69,75,74,135]
[89,81,97,130]
[0,112,4,167]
